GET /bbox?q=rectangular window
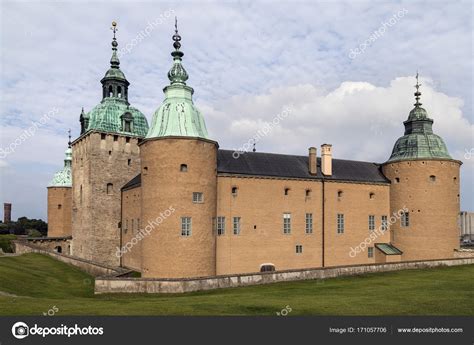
[217,216,225,236]
[192,192,203,203]
[305,213,313,234]
[401,212,410,227]
[233,217,241,235]
[296,245,303,254]
[381,215,388,231]
[368,247,374,258]
[369,215,375,231]
[124,219,128,233]
[337,214,344,234]
[181,217,192,237]
[283,213,291,234]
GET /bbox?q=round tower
[47,132,73,238]
[140,20,217,278]
[382,74,461,260]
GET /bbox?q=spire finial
[172,16,182,51]
[252,139,256,152]
[414,71,422,107]
[110,21,120,68]
[68,129,72,148]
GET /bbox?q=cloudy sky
[0,0,473,221]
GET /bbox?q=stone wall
[95,257,474,294]
[14,240,123,277]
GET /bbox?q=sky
[0,0,473,221]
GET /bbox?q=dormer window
[121,112,134,133]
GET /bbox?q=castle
[46,22,462,278]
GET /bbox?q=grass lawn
[0,253,473,316]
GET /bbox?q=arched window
[369,192,375,199]
[284,188,290,196]
[232,186,238,196]
[260,264,275,272]
[180,164,188,172]
[337,190,343,198]
[107,183,113,195]
[117,86,122,98]
[305,189,311,197]
[108,85,113,97]
[54,246,62,253]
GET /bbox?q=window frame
[192,192,204,203]
[181,217,192,237]
[233,217,241,235]
[283,213,291,234]
[305,213,313,234]
[369,215,375,231]
[217,216,225,236]
[337,213,344,234]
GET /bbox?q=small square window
[126,137,130,143]
[180,164,188,172]
[284,188,290,196]
[101,133,106,140]
[232,186,238,196]
[57,204,62,209]
[296,245,303,254]
[193,192,203,203]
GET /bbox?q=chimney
[3,203,12,223]
[321,144,332,176]
[308,147,317,175]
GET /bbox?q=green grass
[0,234,16,253]
[0,253,473,316]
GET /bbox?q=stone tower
[3,203,11,223]
[47,133,72,237]
[382,74,461,260]
[71,22,149,266]
[140,20,218,278]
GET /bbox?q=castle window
[337,190,343,199]
[368,247,374,258]
[108,85,113,97]
[233,217,241,235]
[305,189,311,197]
[429,175,436,182]
[143,167,148,174]
[54,246,62,253]
[401,212,409,227]
[217,217,225,235]
[121,112,133,133]
[369,215,375,231]
[127,159,131,166]
[232,186,238,196]
[453,177,457,183]
[117,86,122,98]
[58,204,62,209]
[101,133,106,140]
[192,192,203,203]
[284,188,290,196]
[381,215,388,231]
[283,213,291,234]
[305,213,313,234]
[113,135,118,142]
[337,214,344,234]
[260,264,275,272]
[296,245,303,254]
[369,192,375,199]
[181,217,192,237]
[106,183,113,195]
[180,164,188,172]
[394,177,400,183]
[126,137,130,143]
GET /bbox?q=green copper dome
[49,144,72,187]
[80,22,149,138]
[387,75,451,163]
[146,20,209,139]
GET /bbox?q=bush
[0,234,17,253]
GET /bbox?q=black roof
[122,149,389,190]
[217,150,389,183]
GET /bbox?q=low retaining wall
[95,257,474,294]
[13,240,123,277]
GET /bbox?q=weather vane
[173,16,181,50]
[68,129,72,148]
[414,71,422,107]
[111,21,117,40]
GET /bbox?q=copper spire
[414,71,422,107]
